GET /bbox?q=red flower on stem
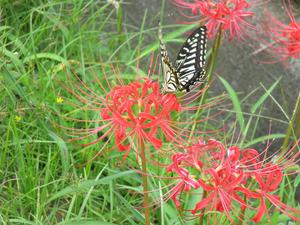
[101,79,181,153]
[261,0,300,62]
[173,0,257,40]
[195,168,244,214]
[60,70,184,162]
[57,63,187,225]
[237,164,300,222]
[57,60,220,225]
[166,138,300,223]
[57,59,219,163]
[167,153,201,207]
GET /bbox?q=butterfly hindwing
[158,23,180,93]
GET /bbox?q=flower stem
[189,27,223,142]
[179,188,185,219]
[140,140,151,225]
[116,2,123,39]
[199,190,207,225]
[281,91,300,154]
[237,195,247,225]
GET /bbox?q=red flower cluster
[173,0,255,40]
[167,139,300,223]
[101,79,181,153]
[263,4,300,62]
[63,74,184,161]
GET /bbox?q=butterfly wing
[158,23,180,93]
[175,26,207,92]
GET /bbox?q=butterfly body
[159,25,207,93]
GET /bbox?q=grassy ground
[1,1,299,225]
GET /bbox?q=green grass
[0,1,299,225]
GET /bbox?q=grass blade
[251,79,280,114]
[47,170,136,203]
[127,24,197,65]
[60,221,116,225]
[219,76,244,133]
[243,133,285,148]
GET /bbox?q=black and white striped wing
[175,26,207,92]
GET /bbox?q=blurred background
[123,0,300,140]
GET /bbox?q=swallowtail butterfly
[159,24,207,93]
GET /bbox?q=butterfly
[158,24,207,93]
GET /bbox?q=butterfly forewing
[175,26,207,92]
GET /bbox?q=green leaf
[277,214,294,223]
[251,79,280,114]
[47,170,135,203]
[23,53,68,65]
[1,48,23,67]
[59,220,116,225]
[6,33,28,56]
[127,24,198,65]
[33,8,69,38]
[114,191,144,222]
[48,131,70,176]
[0,25,12,32]
[243,133,285,148]
[2,69,29,104]
[294,173,300,188]
[8,219,35,225]
[219,76,244,132]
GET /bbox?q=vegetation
[0,1,299,224]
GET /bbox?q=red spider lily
[173,0,256,40]
[195,168,244,212]
[238,167,283,222]
[60,74,183,161]
[101,79,182,151]
[167,161,200,207]
[261,1,300,62]
[237,164,300,222]
[57,59,221,163]
[166,138,300,223]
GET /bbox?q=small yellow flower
[56,96,64,104]
[15,115,22,122]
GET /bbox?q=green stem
[116,6,123,36]
[115,1,123,57]
[189,27,223,142]
[199,190,207,225]
[178,187,185,219]
[140,141,151,225]
[237,195,247,225]
[281,91,300,154]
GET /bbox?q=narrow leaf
[60,220,116,225]
[23,53,68,64]
[219,76,244,132]
[243,133,285,148]
[48,131,70,176]
[47,170,135,203]
[251,79,280,114]
[127,24,197,65]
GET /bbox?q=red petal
[253,198,266,223]
[192,192,216,214]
